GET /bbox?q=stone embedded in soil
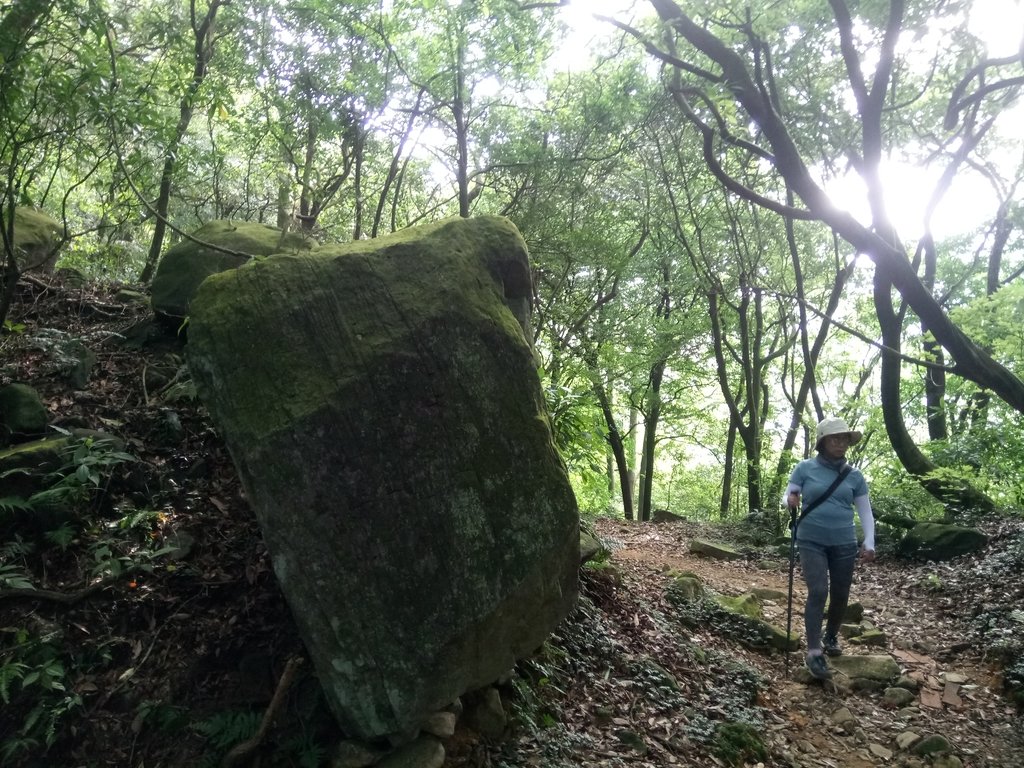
[375,737,445,768]
[831,654,900,683]
[421,711,456,738]
[912,733,952,756]
[831,707,856,726]
[883,687,917,708]
[897,731,922,750]
[843,601,865,622]
[689,538,743,560]
[896,674,922,691]
[849,628,887,647]
[870,743,894,760]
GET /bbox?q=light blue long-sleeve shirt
[785,456,875,549]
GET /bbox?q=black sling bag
[790,465,852,533]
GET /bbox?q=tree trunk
[720,415,736,517]
[874,269,996,516]
[351,124,365,240]
[921,235,949,440]
[0,248,20,329]
[627,405,638,514]
[594,383,634,521]
[298,120,317,232]
[453,37,470,218]
[140,0,224,283]
[638,357,666,522]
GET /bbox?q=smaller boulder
[580,522,608,565]
[689,539,743,560]
[12,207,65,273]
[0,383,49,443]
[896,731,921,750]
[462,686,506,740]
[898,522,988,561]
[330,739,386,768]
[849,629,887,647]
[839,623,863,638]
[883,687,917,708]
[717,592,762,619]
[843,601,864,623]
[421,710,456,738]
[912,733,952,756]
[831,654,900,684]
[653,508,686,523]
[150,220,316,319]
[667,572,704,601]
[615,730,648,755]
[374,737,444,768]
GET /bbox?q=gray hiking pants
[798,540,858,652]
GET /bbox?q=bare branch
[595,14,722,82]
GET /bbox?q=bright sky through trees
[556,0,1024,241]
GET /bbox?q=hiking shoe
[806,653,833,680]
[823,633,843,657]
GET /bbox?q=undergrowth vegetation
[0,437,173,761]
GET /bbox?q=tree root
[221,656,304,768]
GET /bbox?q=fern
[0,661,28,703]
[279,732,326,768]
[0,734,38,764]
[117,508,162,532]
[0,536,35,559]
[0,496,33,514]
[0,564,35,590]
[193,709,261,750]
[43,523,76,551]
[161,379,197,403]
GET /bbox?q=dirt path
[594,517,1024,768]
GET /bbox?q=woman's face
[821,433,851,460]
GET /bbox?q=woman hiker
[784,417,876,680]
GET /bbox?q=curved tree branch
[642,0,1024,413]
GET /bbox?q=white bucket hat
[815,417,862,451]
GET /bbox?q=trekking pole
[785,505,798,677]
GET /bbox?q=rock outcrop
[186,215,579,740]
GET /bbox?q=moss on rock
[186,216,578,740]
[150,219,316,318]
[13,207,64,272]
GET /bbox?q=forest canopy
[2,0,1023,526]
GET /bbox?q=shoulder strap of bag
[794,465,852,529]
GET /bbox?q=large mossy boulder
[150,219,316,319]
[12,207,65,273]
[186,215,579,740]
[897,522,988,561]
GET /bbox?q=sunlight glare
[824,162,1001,243]
[968,0,1024,56]
[550,0,651,72]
